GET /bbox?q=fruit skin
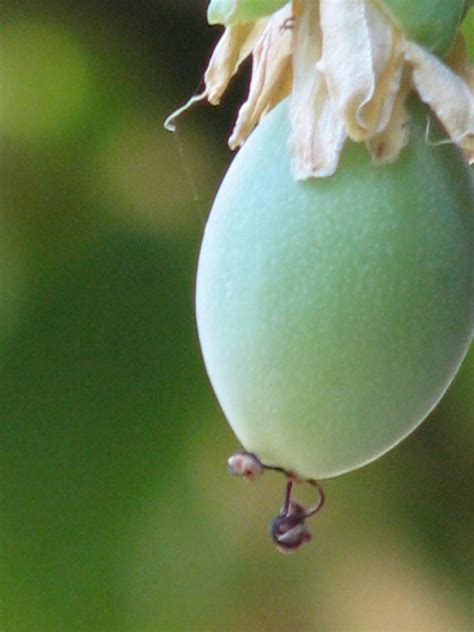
[196,99,473,480]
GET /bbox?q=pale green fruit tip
[207,0,286,26]
[382,0,467,55]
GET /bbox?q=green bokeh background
[0,3,472,631]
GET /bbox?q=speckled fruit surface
[196,100,473,479]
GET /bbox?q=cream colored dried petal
[164,20,266,131]
[446,35,474,162]
[228,4,293,149]
[289,0,346,179]
[366,76,410,165]
[204,20,268,105]
[317,0,403,142]
[446,35,474,90]
[404,41,474,158]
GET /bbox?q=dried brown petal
[229,4,293,149]
[404,40,474,159]
[289,0,346,179]
[366,72,411,165]
[166,0,473,176]
[318,0,403,142]
[164,20,266,131]
[204,20,268,105]
[447,35,474,87]
[446,35,474,163]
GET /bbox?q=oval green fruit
[196,99,473,480]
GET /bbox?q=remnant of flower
[165,0,474,179]
[227,451,264,480]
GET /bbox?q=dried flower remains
[166,0,474,179]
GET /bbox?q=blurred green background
[0,2,472,630]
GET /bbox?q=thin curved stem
[304,479,325,518]
[282,479,294,514]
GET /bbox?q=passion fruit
[196,99,473,480]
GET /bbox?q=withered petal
[366,75,410,165]
[205,20,268,105]
[318,0,403,142]
[167,0,474,176]
[404,40,474,157]
[164,19,267,131]
[229,4,293,149]
[289,0,346,179]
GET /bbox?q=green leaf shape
[207,0,287,26]
[382,0,466,55]
[462,2,474,58]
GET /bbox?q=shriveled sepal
[229,4,293,149]
[204,21,267,105]
[318,0,404,143]
[166,0,474,177]
[289,0,346,179]
[164,20,267,131]
[404,39,474,162]
[366,70,411,165]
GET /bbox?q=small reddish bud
[227,451,264,481]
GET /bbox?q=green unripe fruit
[196,100,473,480]
[381,0,466,55]
[207,0,286,26]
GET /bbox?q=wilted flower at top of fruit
[166,0,473,179]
